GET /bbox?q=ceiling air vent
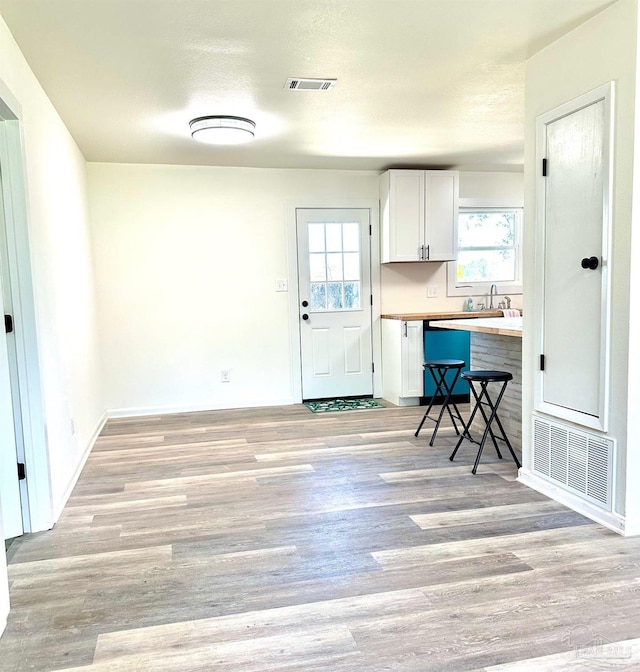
[284,78,336,91]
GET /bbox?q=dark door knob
[302,313,309,321]
[581,256,599,270]
[301,300,309,307]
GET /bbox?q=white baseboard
[107,397,298,419]
[518,468,627,536]
[52,412,107,522]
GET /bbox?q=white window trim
[447,206,523,297]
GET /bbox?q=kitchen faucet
[489,284,498,310]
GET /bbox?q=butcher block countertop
[380,311,503,321]
[433,316,523,338]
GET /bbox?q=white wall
[523,0,637,521]
[380,171,524,313]
[88,163,378,415]
[0,14,105,524]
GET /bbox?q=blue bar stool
[414,359,465,445]
[449,370,522,474]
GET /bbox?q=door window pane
[326,253,343,281]
[310,283,327,310]
[342,222,360,252]
[327,282,344,310]
[307,221,363,312]
[325,223,343,252]
[309,254,327,281]
[344,282,360,309]
[308,224,325,252]
[343,253,360,281]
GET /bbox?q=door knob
[302,313,309,321]
[581,256,599,270]
[301,300,309,307]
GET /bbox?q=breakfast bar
[434,317,523,451]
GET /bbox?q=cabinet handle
[403,321,408,337]
[425,244,430,260]
[418,245,423,260]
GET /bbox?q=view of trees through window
[456,210,519,283]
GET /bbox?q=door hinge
[17,462,26,480]
[370,294,373,306]
[372,362,375,373]
[369,224,372,236]
[540,354,545,371]
[4,314,13,334]
[542,158,547,177]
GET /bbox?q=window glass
[327,282,344,310]
[325,223,343,252]
[342,222,360,251]
[343,253,360,281]
[309,254,327,281]
[344,282,360,309]
[308,224,325,252]
[310,283,326,310]
[326,253,343,281]
[307,222,361,311]
[450,208,522,292]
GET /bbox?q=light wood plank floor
[1,404,640,671]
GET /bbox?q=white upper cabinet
[380,169,459,263]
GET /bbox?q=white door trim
[0,83,53,533]
[286,199,381,403]
[534,82,614,432]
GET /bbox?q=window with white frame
[447,207,523,297]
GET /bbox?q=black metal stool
[415,359,466,446]
[449,370,521,474]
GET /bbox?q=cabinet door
[401,321,424,397]
[424,171,458,261]
[386,170,425,262]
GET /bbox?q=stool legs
[450,379,522,474]
[415,366,464,446]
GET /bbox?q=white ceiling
[0,0,616,171]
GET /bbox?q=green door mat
[303,398,385,413]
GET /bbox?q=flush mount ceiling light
[189,116,256,145]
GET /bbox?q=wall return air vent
[284,78,337,91]
[532,415,614,511]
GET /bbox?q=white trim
[107,397,298,419]
[285,199,381,403]
[52,412,107,521]
[533,81,614,433]
[0,82,53,534]
[518,468,627,536]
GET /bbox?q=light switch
[275,279,288,292]
[427,285,438,298]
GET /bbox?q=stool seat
[462,370,513,383]
[424,359,466,369]
[450,368,521,474]
[415,359,466,446]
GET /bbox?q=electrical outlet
[275,279,288,292]
[427,285,438,298]
[220,369,231,383]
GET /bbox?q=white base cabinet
[380,169,459,263]
[381,319,423,406]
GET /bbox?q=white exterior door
[297,208,373,400]
[536,84,612,430]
